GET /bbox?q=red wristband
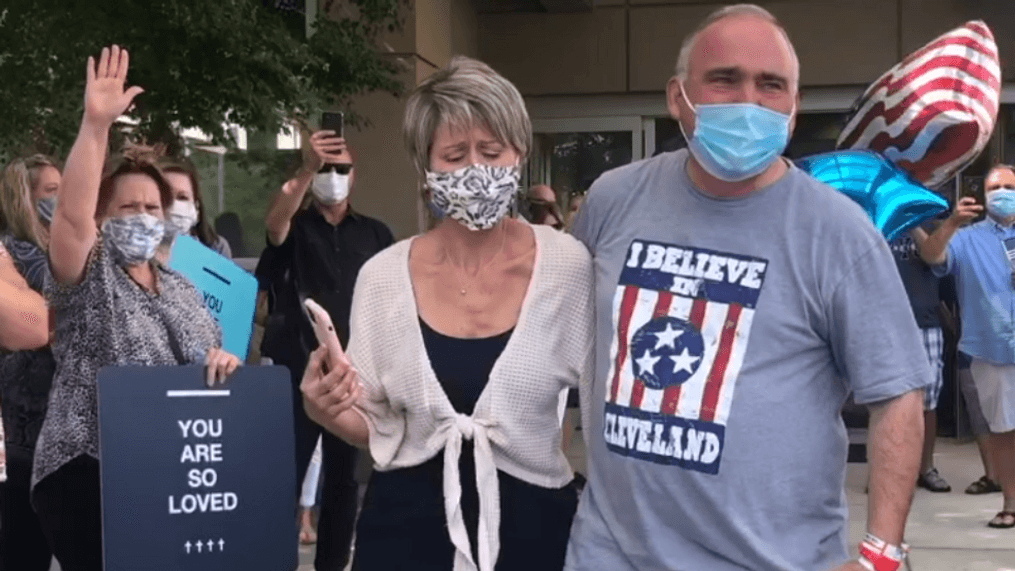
[858,534,908,571]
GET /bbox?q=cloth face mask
[36,195,58,224]
[311,171,351,205]
[102,213,165,267]
[680,83,793,182]
[425,164,521,231]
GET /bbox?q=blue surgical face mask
[987,189,1015,221]
[102,213,165,267]
[679,83,794,182]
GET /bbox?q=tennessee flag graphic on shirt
[603,239,769,475]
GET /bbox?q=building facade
[323,0,1015,240]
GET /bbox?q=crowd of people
[0,3,1013,571]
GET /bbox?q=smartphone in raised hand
[303,298,349,372]
[321,112,344,138]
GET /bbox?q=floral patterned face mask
[425,163,521,231]
[102,213,165,267]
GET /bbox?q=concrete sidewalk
[847,439,1015,571]
[46,438,1011,570]
[295,438,1015,571]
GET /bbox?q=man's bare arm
[866,389,924,545]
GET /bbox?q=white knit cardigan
[347,224,595,571]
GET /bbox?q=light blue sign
[169,236,256,360]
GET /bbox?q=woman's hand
[300,346,363,424]
[84,45,145,128]
[205,348,241,387]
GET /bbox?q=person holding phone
[261,112,393,570]
[33,46,241,570]
[300,55,593,571]
[915,163,1015,529]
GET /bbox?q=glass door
[528,117,643,222]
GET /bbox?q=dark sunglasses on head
[319,164,353,175]
[528,200,564,229]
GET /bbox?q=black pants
[32,455,102,571]
[0,446,52,571]
[284,357,360,571]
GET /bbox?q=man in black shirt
[894,222,951,493]
[258,128,393,570]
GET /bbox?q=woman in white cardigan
[300,56,594,571]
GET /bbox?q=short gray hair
[675,4,799,87]
[403,56,532,177]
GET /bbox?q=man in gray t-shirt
[566,5,928,571]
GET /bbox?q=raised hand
[304,131,349,173]
[84,45,145,127]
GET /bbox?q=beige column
[322,0,478,239]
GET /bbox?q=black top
[0,235,55,457]
[352,319,579,571]
[420,319,513,414]
[889,225,941,329]
[257,206,393,366]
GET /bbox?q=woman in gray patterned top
[33,45,242,571]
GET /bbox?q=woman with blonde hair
[0,155,60,274]
[301,55,594,571]
[0,154,61,570]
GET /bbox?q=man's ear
[666,77,684,121]
[789,89,802,134]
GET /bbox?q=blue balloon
[796,150,949,242]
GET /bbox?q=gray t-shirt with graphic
[565,150,929,571]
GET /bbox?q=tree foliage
[0,0,407,158]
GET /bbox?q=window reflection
[539,131,634,210]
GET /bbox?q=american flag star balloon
[836,20,1001,189]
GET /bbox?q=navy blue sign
[97,365,295,571]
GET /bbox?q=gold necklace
[444,228,508,296]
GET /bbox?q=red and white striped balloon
[836,21,1001,189]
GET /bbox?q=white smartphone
[303,298,349,372]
